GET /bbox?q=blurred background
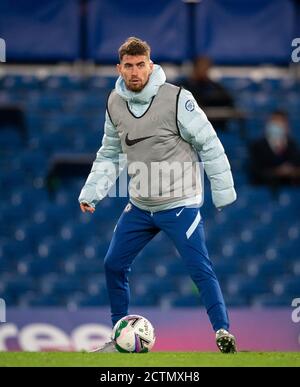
[0,0,300,351]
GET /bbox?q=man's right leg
[104,203,159,327]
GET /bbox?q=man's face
[117,55,153,92]
[270,115,289,134]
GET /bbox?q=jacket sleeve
[78,112,125,207]
[177,88,237,209]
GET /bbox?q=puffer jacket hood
[115,64,166,104]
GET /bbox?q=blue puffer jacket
[79,65,236,210]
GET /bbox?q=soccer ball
[111,314,156,353]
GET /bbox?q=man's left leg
[155,206,236,353]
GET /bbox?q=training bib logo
[124,203,132,213]
[185,100,195,112]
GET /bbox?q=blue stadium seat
[29,294,64,306]
[131,293,159,307]
[272,276,300,297]
[163,260,189,276]
[1,73,299,307]
[1,238,32,260]
[18,255,59,276]
[43,75,84,91]
[172,294,201,307]
[252,294,291,307]
[36,238,74,261]
[1,75,41,90]
[3,275,37,297]
[39,274,82,297]
[226,274,270,298]
[0,169,27,195]
[224,294,248,307]
[77,292,110,307]
[0,127,24,151]
[0,256,14,273]
[19,151,48,177]
[63,257,104,276]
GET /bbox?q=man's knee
[104,253,123,274]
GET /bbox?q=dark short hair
[118,37,151,62]
[270,109,289,121]
[192,56,213,68]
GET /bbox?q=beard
[125,76,150,92]
[126,80,144,92]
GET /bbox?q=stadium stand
[0,70,299,308]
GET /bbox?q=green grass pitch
[0,352,299,367]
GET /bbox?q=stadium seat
[1,73,299,307]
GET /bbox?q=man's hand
[80,202,95,213]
